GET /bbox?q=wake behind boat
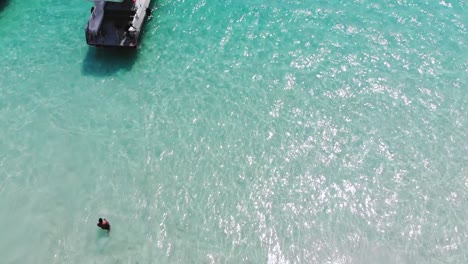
[85,0,152,48]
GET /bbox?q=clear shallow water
[0,0,467,263]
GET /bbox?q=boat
[85,0,152,48]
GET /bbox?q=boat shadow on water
[81,48,138,77]
[0,0,9,12]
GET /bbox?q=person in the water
[97,218,111,231]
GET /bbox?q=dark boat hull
[85,0,151,48]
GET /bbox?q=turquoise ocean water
[0,0,467,263]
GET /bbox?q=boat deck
[86,0,151,48]
[86,0,138,47]
[87,20,136,47]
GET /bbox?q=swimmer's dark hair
[99,218,103,223]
